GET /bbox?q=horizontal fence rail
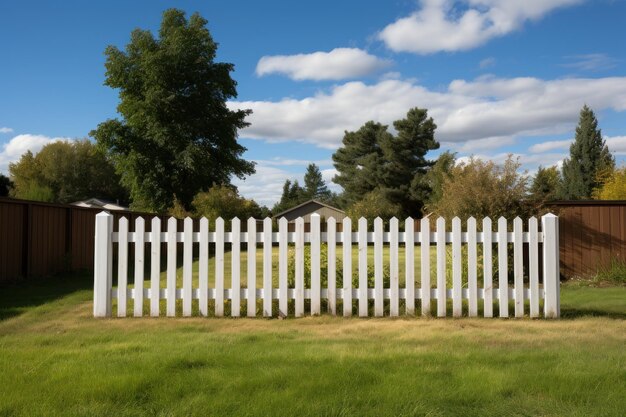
[93,213,560,319]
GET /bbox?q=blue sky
[2,0,626,206]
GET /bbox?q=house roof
[272,199,345,219]
[72,198,129,211]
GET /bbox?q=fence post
[94,211,113,317]
[542,214,560,318]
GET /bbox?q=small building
[72,198,129,211]
[272,199,346,223]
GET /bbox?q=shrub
[594,258,626,285]
[426,155,533,223]
[346,190,403,227]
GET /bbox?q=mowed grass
[0,274,625,416]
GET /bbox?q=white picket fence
[93,212,560,319]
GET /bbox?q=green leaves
[91,8,254,212]
[8,140,127,204]
[332,108,439,217]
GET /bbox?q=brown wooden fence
[1,197,624,282]
[0,198,168,282]
[552,200,626,278]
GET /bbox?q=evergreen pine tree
[303,163,331,201]
[332,122,388,206]
[332,108,439,216]
[530,166,561,202]
[380,108,439,215]
[272,179,305,214]
[560,105,614,199]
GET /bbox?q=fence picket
[483,217,493,318]
[390,217,399,317]
[94,212,112,318]
[166,217,176,317]
[543,214,560,318]
[421,217,430,317]
[134,217,145,317]
[436,217,446,317]
[247,218,256,317]
[183,217,193,317]
[452,217,462,317]
[263,217,272,317]
[117,217,128,317]
[96,213,560,319]
[529,217,539,318]
[295,217,304,317]
[215,217,225,317]
[342,218,352,317]
[467,217,477,317]
[232,218,241,318]
[199,217,209,316]
[150,217,161,317]
[279,217,288,317]
[327,217,337,315]
[358,217,368,317]
[311,214,321,316]
[498,217,509,318]
[374,217,383,317]
[514,217,524,318]
[405,217,415,316]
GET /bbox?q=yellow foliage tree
[593,166,626,200]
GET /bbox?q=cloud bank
[0,134,69,173]
[231,76,626,149]
[378,0,583,54]
[256,48,392,81]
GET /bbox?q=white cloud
[443,136,515,153]
[0,127,13,134]
[256,48,392,81]
[256,158,333,167]
[378,0,583,54]
[456,151,567,174]
[605,136,626,155]
[0,134,69,173]
[232,161,340,207]
[230,76,626,149]
[562,53,619,72]
[529,139,571,153]
[479,57,496,69]
[232,164,292,207]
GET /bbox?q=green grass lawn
[0,275,624,416]
[133,245,439,290]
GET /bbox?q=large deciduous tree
[560,105,614,199]
[332,108,439,216]
[9,140,126,203]
[90,9,254,212]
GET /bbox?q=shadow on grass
[560,307,626,320]
[0,271,93,321]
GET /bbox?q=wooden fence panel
[95,214,561,319]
